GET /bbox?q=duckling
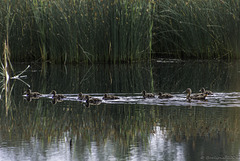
[184,88,208,100]
[24,96,40,102]
[78,92,91,100]
[24,89,41,97]
[51,90,66,99]
[199,87,213,95]
[158,92,173,99]
[51,97,63,104]
[103,93,119,100]
[141,90,155,99]
[86,95,102,105]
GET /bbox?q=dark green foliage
[0,0,153,63]
[153,0,240,59]
[0,0,240,63]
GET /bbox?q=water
[1,60,240,161]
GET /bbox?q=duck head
[85,95,90,100]
[141,90,146,96]
[183,88,192,95]
[199,87,205,93]
[24,89,31,95]
[51,90,57,96]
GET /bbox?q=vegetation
[0,0,153,63]
[0,0,239,63]
[153,0,240,59]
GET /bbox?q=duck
[50,90,66,99]
[85,95,102,105]
[158,92,173,99]
[199,87,213,95]
[24,89,41,97]
[24,96,39,102]
[184,88,208,100]
[78,92,91,100]
[103,93,119,100]
[51,97,63,104]
[141,90,155,99]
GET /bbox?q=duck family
[23,88,213,104]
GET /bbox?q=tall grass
[153,0,240,59]
[0,0,240,63]
[0,0,153,63]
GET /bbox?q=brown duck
[24,96,39,102]
[103,93,119,100]
[86,95,102,105]
[51,90,66,99]
[24,89,41,97]
[158,92,173,99]
[142,90,155,99]
[51,97,63,104]
[199,87,213,95]
[78,92,91,100]
[184,88,208,100]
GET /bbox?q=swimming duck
[51,97,63,104]
[142,90,155,99]
[103,93,119,100]
[51,90,66,99]
[199,87,213,95]
[78,92,91,100]
[184,88,208,100]
[24,96,39,102]
[24,89,41,97]
[158,92,173,99]
[86,95,102,105]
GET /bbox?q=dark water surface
[1,60,240,161]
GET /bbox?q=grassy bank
[0,0,240,63]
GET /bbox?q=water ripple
[25,92,240,108]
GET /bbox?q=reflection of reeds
[36,63,155,94]
[0,102,154,150]
[1,99,240,157]
[151,60,239,93]
[154,106,240,143]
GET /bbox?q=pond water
[1,60,240,161]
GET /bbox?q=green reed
[153,0,240,59]
[0,0,153,63]
[0,0,240,63]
